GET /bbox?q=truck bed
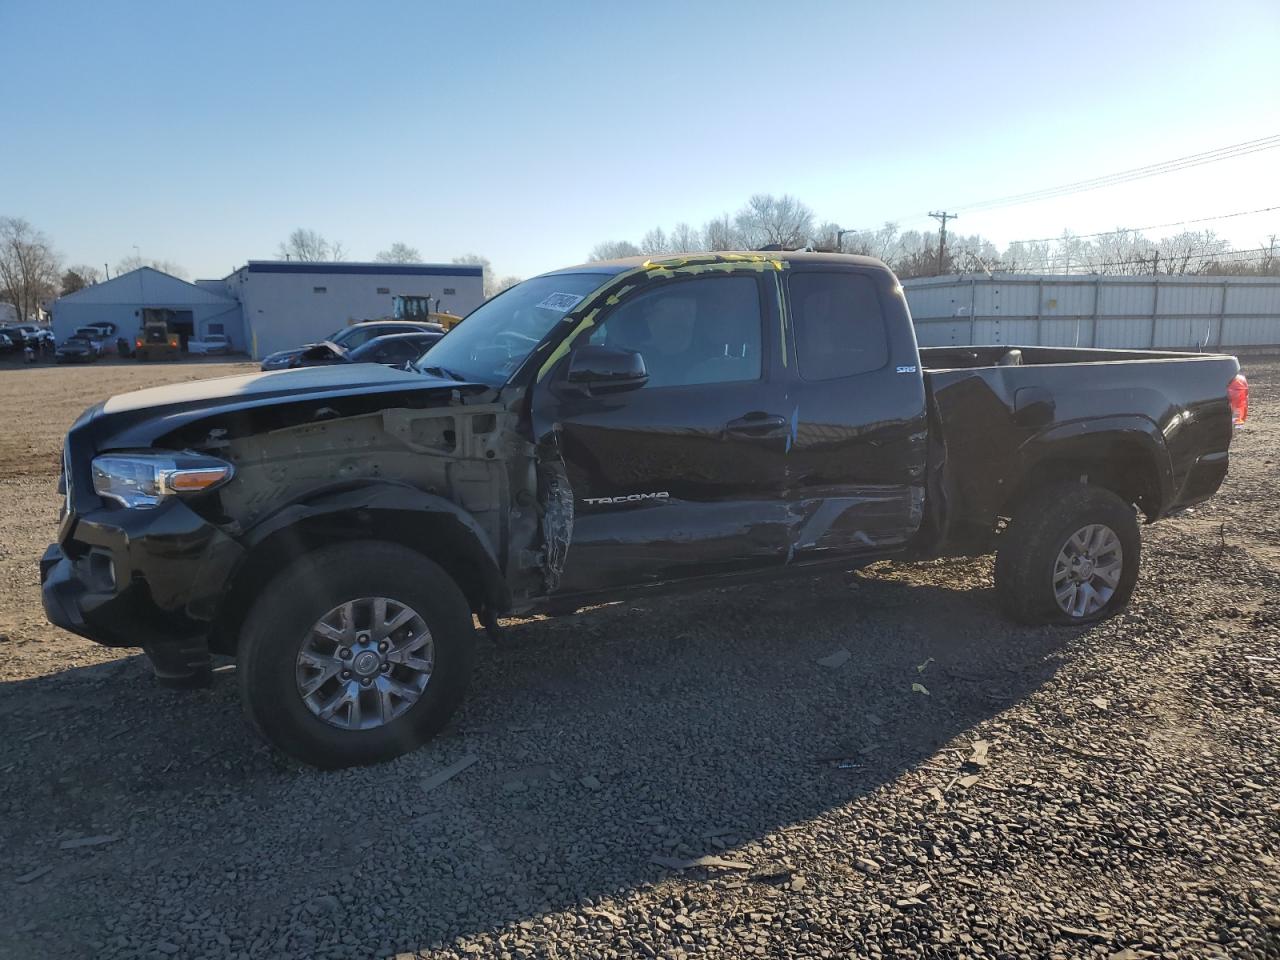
[919,344,1230,369]
[918,344,1241,552]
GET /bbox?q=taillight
[1228,373,1248,424]
[135,339,143,348]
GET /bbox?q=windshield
[413,273,607,385]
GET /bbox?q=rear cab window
[788,271,889,380]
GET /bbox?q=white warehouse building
[51,268,244,352]
[51,260,486,360]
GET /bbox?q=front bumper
[259,353,297,370]
[40,498,246,673]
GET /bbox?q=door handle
[725,413,788,439]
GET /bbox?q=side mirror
[561,345,648,396]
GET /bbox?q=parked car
[4,324,55,348]
[289,331,442,369]
[188,334,230,356]
[42,252,1247,768]
[346,332,442,368]
[0,332,15,353]
[259,320,445,370]
[84,322,117,340]
[54,336,98,363]
[72,326,109,356]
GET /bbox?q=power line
[954,134,1280,213]
[884,134,1280,225]
[1008,204,1280,245]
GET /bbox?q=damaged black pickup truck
[42,252,1249,767]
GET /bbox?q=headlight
[91,452,234,509]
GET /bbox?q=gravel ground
[0,357,1277,960]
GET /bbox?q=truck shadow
[0,568,1090,957]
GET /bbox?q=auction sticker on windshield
[536,292,585,313]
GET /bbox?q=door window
[789,272,888,380]
[587,275,762,388]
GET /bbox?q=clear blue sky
[3,0,1278,280]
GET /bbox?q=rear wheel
[994,482,1140,625]
[237,541,474,767]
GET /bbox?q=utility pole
[929,211,957,276]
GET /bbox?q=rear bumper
[1167,450,1230,514]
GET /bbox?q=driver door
[531,271,793,596]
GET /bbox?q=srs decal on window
[582,492,670,505]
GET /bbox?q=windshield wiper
[418,364,467,382]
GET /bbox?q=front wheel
[994,482,1140,625]
[237,541,474,768]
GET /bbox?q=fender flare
[1016,414,1176,513]
[235,480,511,612]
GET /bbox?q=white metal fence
[903,273,1280,350]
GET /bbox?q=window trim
[784,267,892,381]
[572,272,771,392]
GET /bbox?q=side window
[790,272,888,380]
[586,275,762,388]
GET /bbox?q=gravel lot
[1,357,1277,960]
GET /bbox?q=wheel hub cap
[1053,524,1123,618]
[295,597,435,731]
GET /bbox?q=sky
[2,0,1278,281]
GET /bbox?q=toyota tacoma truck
[41,253,1249,767]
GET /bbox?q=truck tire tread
[237,540,474,768]
[994,481,1140,626]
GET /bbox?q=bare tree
[276,228,345,262]
[1201,236,1280,277]
[639,227,669,255]
[452,253,519,299]
[0,217,61,321]
[734,194,815,249]
[375,242,422,263]
[588,240,642,261]
[60,264,103,295]
[812,221,842,252]
[114,255,188,279]
[581,191,1274,281]
[1003,239,1054,274]
[668,222,702,253]
[701,214,739,251]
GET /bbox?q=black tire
[237,540,474,768]
[994,482,1140,626]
